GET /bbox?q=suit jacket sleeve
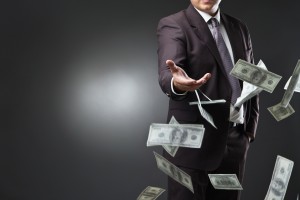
[157,16,188,101]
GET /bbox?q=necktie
[208,18,241,105]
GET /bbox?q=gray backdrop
[1,0,299,199]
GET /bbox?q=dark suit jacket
[157,4,259,170]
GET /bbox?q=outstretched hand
[166,60,211,93]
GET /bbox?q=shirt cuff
[171,77,188,95]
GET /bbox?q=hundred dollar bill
[147,123,204,148]
[234,60,266,107]
[264,155,294,200]
[208,174,243,190]
[162,116,180,157]
[189,99,226,105]
[284,76,300,93]
[281,60,300,107]
[136,186,165,200]
[230,59,282,93]
[194,90,217,129]
[153,151,194,193]
[267,103,295,121]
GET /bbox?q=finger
[195,73,211,84]
[201,73,211,81]
[166,60,177,72]
[203,73,211,80]
[175,78,197,86]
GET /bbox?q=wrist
[171,78,187,95]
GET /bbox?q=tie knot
[209,18,219,28]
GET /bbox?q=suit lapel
[221,13,245,64]
[184,4,228,78]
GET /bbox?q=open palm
[166,60,211,92]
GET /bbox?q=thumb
[166,60,177,72]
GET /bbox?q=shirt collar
[193,7,221,24]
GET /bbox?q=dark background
[1,0,300,199]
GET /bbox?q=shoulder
[222,13,249,31]
[158,10,187,28]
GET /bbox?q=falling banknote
[267,103,295,121]
[281,60,300,107]
[284,76,300,93]
[208,174,243,190]
[234,59,266,108]
[194,90,217,129]
[264,155,294,200]
[162,116,180,157]
[230,59,282,93]
[147,123,205,148]
[136,186,165,200]
[153,151,194,193]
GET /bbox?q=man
[157,0,259,200]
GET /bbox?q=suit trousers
[167,126,250,200]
